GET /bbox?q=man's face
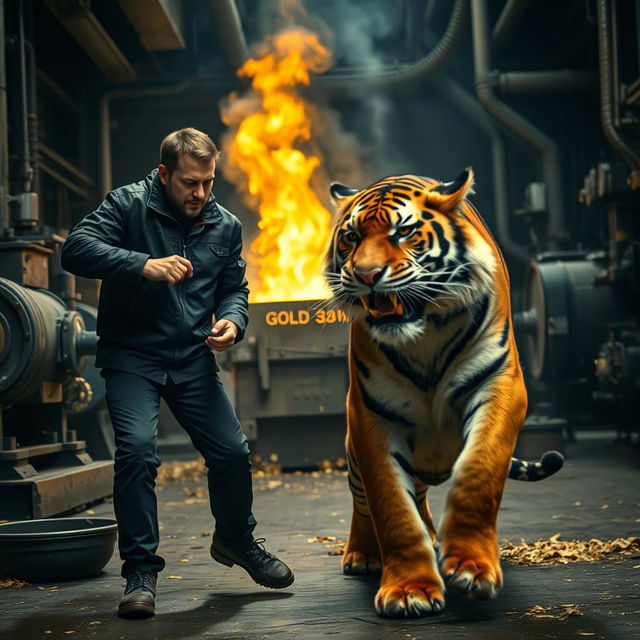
[159,154,216,217]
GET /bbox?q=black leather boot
[210,536,294,589]
[117,571,157,619]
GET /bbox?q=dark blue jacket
[61,169,249,384]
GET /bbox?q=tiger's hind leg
[416,480,438,551]
[342,445,381,575]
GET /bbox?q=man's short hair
[160,128,221,173]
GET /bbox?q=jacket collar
[146,168,221,224]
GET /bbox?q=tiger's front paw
[375,580,444,618]
[440,547,502,600]
[342,550,381,575]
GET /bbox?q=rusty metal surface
[223,300,350,451]
[0,435,638,638]
[0,461,114,520]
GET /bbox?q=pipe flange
[59,310,88,377]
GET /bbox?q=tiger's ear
[429,167,475,211]
[330,182,359,202]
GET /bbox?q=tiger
[324,169,563,618]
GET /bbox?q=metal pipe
[314,0,468,92]
[497,70,597,95]
[596,0,640,185]
[0,0,9,234]
[610,0,620,128]
[492,0,534,53]
[24,39,38,196]
[204,0,249,73]
[204,0,467,94]
[10,0,32,194]
[471,0,565,247]
[431,75,529,265]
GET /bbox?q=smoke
[324,0,399,162]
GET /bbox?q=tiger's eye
[397,226,413,237]
[343,230,359,243]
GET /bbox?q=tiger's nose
[354,267,384,285]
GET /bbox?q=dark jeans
[103,369,257,578]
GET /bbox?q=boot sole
[117,601,156,619]
[210,547,294,589]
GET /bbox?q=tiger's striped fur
[324,170,562,619]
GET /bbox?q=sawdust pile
[0,578,28,589]
[156,455,348,483]
[521,603,583,620]
[306,534,640,563]
[307,535,346,555]
[157,459,207,483]
[501,534,640,565]
[156,456,282,483]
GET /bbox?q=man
[61,127,293,619]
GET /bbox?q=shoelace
[248,537,275,560]
[125,571,156,595]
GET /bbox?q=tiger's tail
[508,451,564,481]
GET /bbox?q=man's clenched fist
[142,255,193,284]
[205,319,238,352]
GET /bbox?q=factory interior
[0,0,638,638]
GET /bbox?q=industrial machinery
[513,1,640,437]
[0,0,112,519]
[0,241,113,520]
[221,300,350,468]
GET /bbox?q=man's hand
[142,255,193,284]
[205,319,238,352]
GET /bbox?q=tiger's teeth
[389,293,403,315]
[360,295,371,312]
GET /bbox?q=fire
[221,29,333,302]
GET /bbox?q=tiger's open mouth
[360,293,404,318]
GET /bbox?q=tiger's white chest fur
[359,312,488,477]
[354,239,502,481]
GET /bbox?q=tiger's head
[325,169,490,345]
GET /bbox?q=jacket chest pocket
[192,241,229,268]
[209,243,229,257]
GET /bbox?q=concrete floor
[0,433,639,640]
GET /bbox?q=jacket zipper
[174,235,187,362]
[173,223,204,363]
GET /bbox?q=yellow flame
[222,30,333,302]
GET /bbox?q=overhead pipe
[203,0,467,94]
[0,0,9,234]
[8,0,32,195]
[431,75,529,265]
[596,0,640,187]
[203,0,249,73]
[24,39,38,196]
[496,70,597,95]
[471,0,565,248]
[491,0,534,54]
[315,0,468,93]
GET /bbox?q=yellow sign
[264,309,349,327]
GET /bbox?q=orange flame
[221,30,333,302]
